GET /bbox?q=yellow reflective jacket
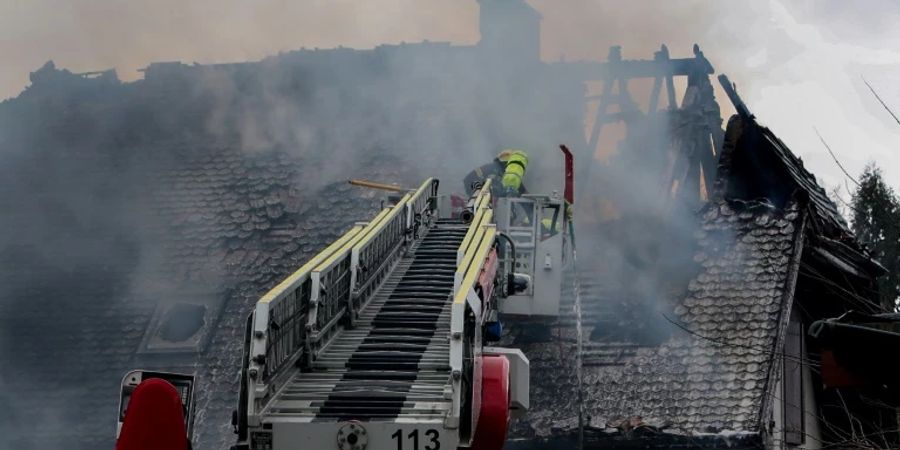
[500,150,528,193]
[464,150,529,196]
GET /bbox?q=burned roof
[757,127,847,236]
[718,113,883,279]
[713,76,873,257]
[717,114,849,239]
[507,94,887,448]
[508,198,805,445]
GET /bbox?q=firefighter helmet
[496,149,519,162]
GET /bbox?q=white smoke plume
[1,1,898,449]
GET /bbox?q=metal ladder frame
[243,179,438,428]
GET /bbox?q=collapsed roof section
[510,73,885,448]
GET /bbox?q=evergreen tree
[851,163,900,311]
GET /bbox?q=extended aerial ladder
[228,150,572,450]
[116,150,573,450]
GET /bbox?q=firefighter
[464,149,529,196]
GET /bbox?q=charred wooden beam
[551,54,714,80]
[717,74,753,119]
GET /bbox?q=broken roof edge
[713,108,882,280]
[728,114,885,278]
[716,75,852,237]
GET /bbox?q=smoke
[5,0,900,181]
[2,0,899,448]
[0,0,478,100]
[537,0,900,190]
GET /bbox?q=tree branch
[862,76,900,129]
[814,127,861,188]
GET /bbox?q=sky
[2,0,900,202]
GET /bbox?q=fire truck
[116,148,575,450]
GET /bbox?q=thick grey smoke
[533,0,900,192]
[0,4,579,448]
[4,0,899,182]
[1,0,897,448]
[0,0,479,100]
[0,77,178,448]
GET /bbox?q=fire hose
[570,215,585,450]
[559,144,585,450]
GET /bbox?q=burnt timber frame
[571,45,723,209]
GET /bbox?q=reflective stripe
[350,193,411,255]
[454,226,497,304]
[506,160,526,171]
[259,226,363,304]
[314,208,391,272]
